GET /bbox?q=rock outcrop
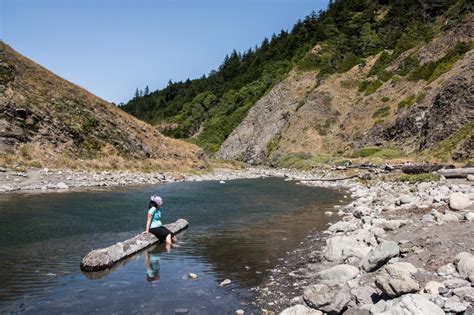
[217,71,317,164]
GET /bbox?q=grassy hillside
[0,42,206,171]
[122,0,471,153]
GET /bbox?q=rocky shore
[254,174,474,314]
[1,164,473,315]
[0,166,316,193]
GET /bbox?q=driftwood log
[299,174,360,182]
[80,219,188,272]
[401,164,446,174]
[437,168,474,178]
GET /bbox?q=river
[0,177,346,314]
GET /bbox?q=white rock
[372,218,408,231]
[440,210,459,222]
[449,192,471,210]
[188,273,198,280]
[375,262,420,298]
[220,279,231,286]
[303,283,351,314]
[453,286,474,302]
[351,285,378,305]
[56,182,69,189]
[467,174,474,181]
[324,235,371,263]
[464,212,474,221]
[328,221,360,233]
[219,180,226,184]
[399,195,414,205]
[437,263,456,276]
[443,278,470,289]
[279,305,322,315]
[454,252,474,282]
[380,294,444,315]
[361,241,400,272]
[353,206,372,218]
[443,297,468,313]
[317,264,359,282]
[418,182,431,193]
[424,281,443,296]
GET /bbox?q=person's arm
[145,213,152,233]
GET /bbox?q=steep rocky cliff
[218,14,474,164]
[0,42,205,170]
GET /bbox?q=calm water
[0,178,345,314]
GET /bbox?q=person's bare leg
[166,234,172,245]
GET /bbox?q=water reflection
[145,245,163,282]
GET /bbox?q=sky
[1,0,328,104]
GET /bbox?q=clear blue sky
[2,0,328,103]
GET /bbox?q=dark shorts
[150,226,174,242]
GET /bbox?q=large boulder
[455,252,474,281]
[375,262,420,298]
[317,264,359,282]
[361,241,400,272]
[303,283,351,314]
[449,192,471,210]
[324,235,371,263]
[279,305,322,315]
[379,294,444,315]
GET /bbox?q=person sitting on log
[145,195,177,246]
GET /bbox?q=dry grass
[1,41,206,172]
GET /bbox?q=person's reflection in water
[145,246,162,282]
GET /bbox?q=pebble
[220,279,232,286]
[188,273,198,280]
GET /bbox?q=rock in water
[303,283,351,314]
[220,279,231,286]
[455,252,474,282]
[188,273,198,280]
[279,305,322,315]
[375,262,420,298]
[449,192,471,210]
[361,241,399,272]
